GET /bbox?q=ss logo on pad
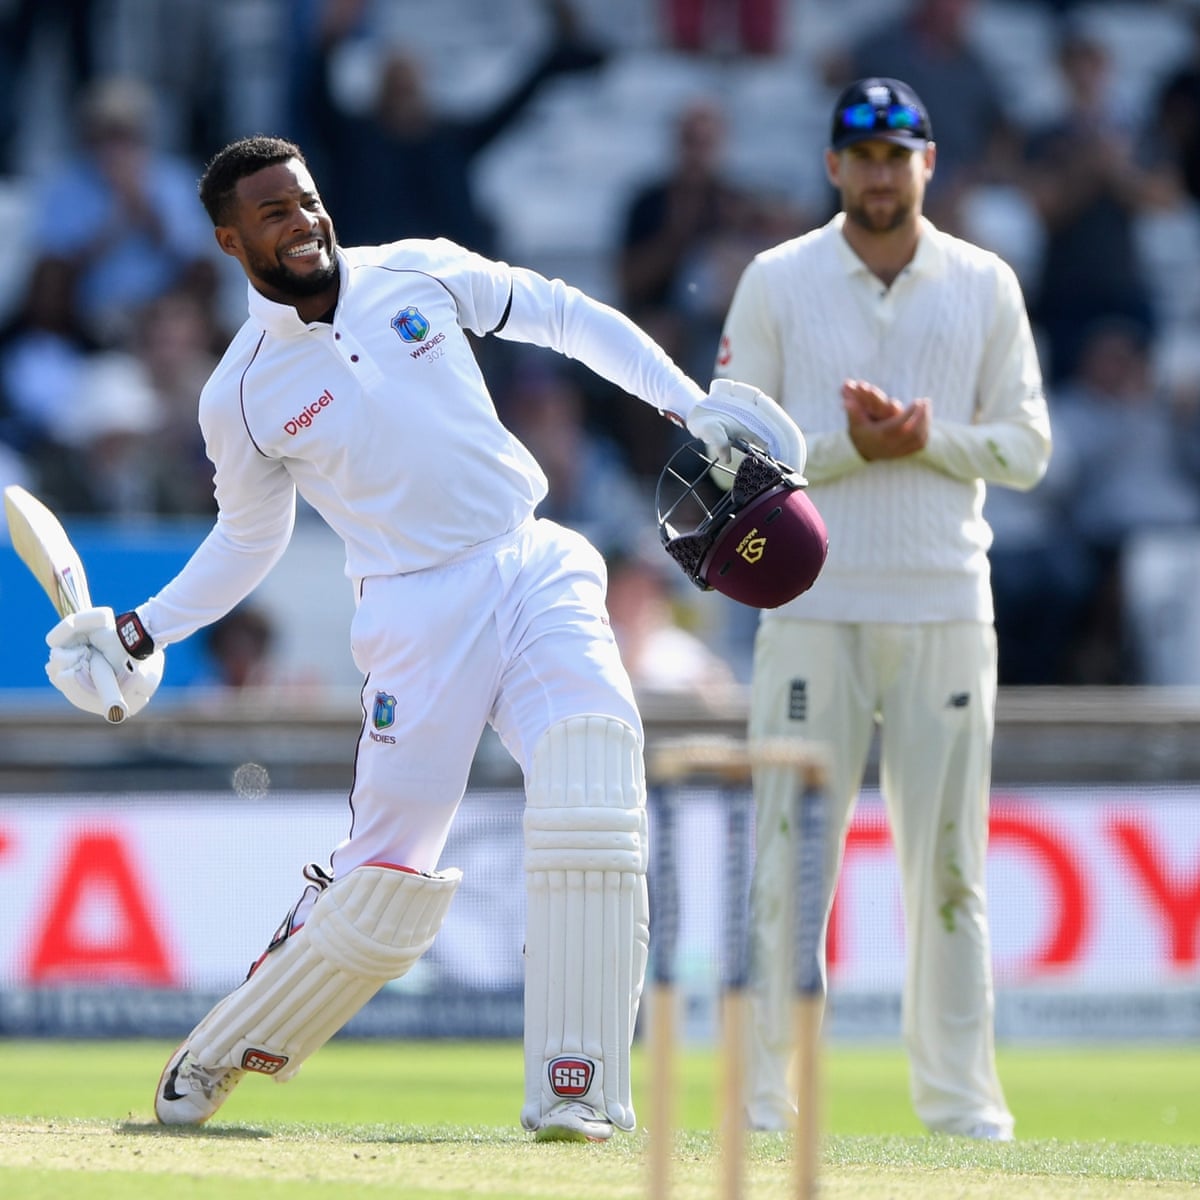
[548,1056,594,1097]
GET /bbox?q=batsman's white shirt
[141,239,702,641]
[717,214,1051,1137]
[135,239,704,870]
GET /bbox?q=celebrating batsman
[41,135,804,1141]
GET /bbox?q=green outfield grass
[1,1039,1198,1198]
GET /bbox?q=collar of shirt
[830,212,946,287]
[245,249,350,337]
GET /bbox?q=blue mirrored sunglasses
[839,102,925,133]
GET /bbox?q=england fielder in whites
[715,79,1051,1139]
[42,135,804,1141]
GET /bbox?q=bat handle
[90,652,129,724]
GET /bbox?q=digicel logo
[21,830,177,985]
[284,389,334,436]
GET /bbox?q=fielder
[42,135,804,1142]
[715,79,1052,1139]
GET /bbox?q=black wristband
[114,611,156,660]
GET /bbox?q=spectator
[126,288,224,516]
[1022,22,1175,384]
[831,0,1022,228]
[1140,8,1200,408]
[1147,9,1200,208]
[604,547,739,695]
[985,414,1093,685]
[0,255,100,459]
[663,0,786,56]
[201,604,278,690]
[28,76,222,347]
[0,0,99,173]
[194,602,328,699]
[293,0,607,253]
[1053,318,1200,683]
[617,98,794,475]
[501,357,650,557]
[619,99,792,367]
[36,349,163,517]
[0,266,221,517]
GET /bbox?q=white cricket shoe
[155,1044,244,1125]
[964,1121,1014,1142]
[533,1100,615,1143]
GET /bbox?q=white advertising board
[1,785,1197,1039]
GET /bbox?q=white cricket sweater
[140,239,704,646]
[716,214,1051,625]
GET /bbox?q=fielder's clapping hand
[842,378,930,461]
[46,607,165,718]
[686,379,807,474]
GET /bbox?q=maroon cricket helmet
[655,439,828,609]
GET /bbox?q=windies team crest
[391,306,430,342]
[373,691,397,730]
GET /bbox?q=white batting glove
[46,607,165,719]
[686,379,807,475]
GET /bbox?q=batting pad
[186,864,462,1081]
[521,716,649,1132]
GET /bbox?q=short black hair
[198,135,306,225]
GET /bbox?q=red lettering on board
[27,830,176,985]
[990,811,1088,971]
[827,808,1091,975]
[1109,817,1200,965]
[826,813,892,969]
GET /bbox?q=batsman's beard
[247,243,339,299]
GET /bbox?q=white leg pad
[187,864,461,1081]
[521,715,649,1133]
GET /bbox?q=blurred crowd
[3,0,1200,688]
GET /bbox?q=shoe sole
[534,1121,614,1143]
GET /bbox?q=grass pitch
[1,1039,1198,1198]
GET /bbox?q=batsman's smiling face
[216,157,340,313]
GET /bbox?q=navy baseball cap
[829,77,932,152]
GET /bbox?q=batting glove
[686,379,807,475]
[46,607,165,718]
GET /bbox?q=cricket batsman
[40,135,809,1141]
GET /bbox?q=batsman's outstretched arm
[136,415,298,647]
[491,263,806,469]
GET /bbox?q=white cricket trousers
[746,618,1013,1136]
[332,517,642,875]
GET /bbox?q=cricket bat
[4,485,128,724]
